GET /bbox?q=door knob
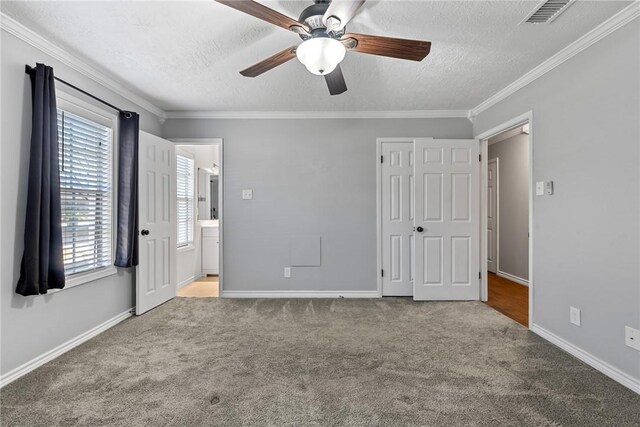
[416,226,424,233]
[141,229,150,236]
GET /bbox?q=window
[57,107,114,277]
[176,154,195,247]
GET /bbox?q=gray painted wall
[0,30,162,376]
[473,21,640,382]
[163,118,473,293]
[489,133,529,281]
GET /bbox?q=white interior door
[413,138,480,300]
[381,142,414,296]
[137,132,176,315]
[487,159,498,273]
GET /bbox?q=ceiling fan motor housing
[298,2,344,39]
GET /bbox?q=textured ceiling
[1,1,631,112]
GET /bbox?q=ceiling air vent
[522,0,575,24]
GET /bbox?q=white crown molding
[470,2,640,118]
[163,110,470,120]
[0,12,165,119]
[4,2,637,123]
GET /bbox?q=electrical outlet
[570,306,581,327]
[283,267,291,279]
[242,189,253,200]
[625,326,640,351]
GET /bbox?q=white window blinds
[176,154,195,247]
[57,109,113,276]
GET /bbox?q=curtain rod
[25,65,132,118]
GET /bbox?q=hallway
[485,273,528,327]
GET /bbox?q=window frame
[55,89,119,290]
[175,149,196,252]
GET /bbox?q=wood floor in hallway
[176,276,219,298]
[485,272,528,327]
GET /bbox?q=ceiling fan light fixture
[296,37,346,76]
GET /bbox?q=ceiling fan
[216,0,432,95]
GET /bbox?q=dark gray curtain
[114,111,140,267]
[16,63,65,296]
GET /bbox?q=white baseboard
[177,273,205,289]
[531,324,640,395]
[497,270,529,286]
[0,308,134,389]
[222,290,381,299]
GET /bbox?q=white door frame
[487,158,499,274]
[475,111,533,329]
[376,137,417,298]
[170,138,225,296]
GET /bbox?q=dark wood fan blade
[324,65,347,95]
[341,33,431,61]
[240,46,297,77]
[216,0,309,33]
[323,0,366,31]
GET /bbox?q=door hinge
[381,269,384,277]
[479,272,482,279]
[381,155,384,163]
[479,154,482,162]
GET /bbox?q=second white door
[413,138,480,300]
[381,142,414,296]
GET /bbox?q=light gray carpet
[1,298,639,426]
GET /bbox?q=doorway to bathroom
[171,139,223,298]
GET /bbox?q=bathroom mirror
[198,168,219,220]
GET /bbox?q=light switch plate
[536,181,545,196]
[242,189,253,200]
[283,267,291,279]
[625,326,640,351]
[570,306,581,326]
[545,180,554,195]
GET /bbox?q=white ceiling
[1,1,631,112]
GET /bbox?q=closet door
[413,138,480,300]
[381,141,414,296]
